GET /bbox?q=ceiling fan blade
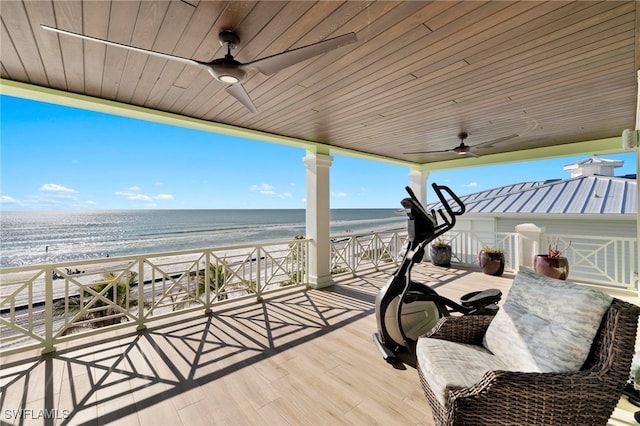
[471,133,518,149]
[465,151,480,158]
[225,84,257,113]
[247,32,357,76]
[41,25,209,71]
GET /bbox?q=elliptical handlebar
[401,183,465,247]
[431,183,465,216]
[430,183,465,231]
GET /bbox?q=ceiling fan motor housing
[207,58,247,84]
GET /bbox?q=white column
[408,169,429,205]
[303,151,334,289]
[634,69,640,296]
[636,148,639,296]
[635,69,639,298]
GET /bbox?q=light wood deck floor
[0,264,635,425]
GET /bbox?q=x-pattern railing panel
[546,234,637,289]
[444,231,517,270]
[144,254,206,317]
[53,262,140,338]
[331,238,352,273]
[267,241,307,287]
[209,250,257,297]
[330,231,405,275]
[0,270,46,348]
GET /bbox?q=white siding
[495,217,635,238]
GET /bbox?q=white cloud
[331,191,349,198]
[40,183,77,194]
[127,194,153,202]
[250,184,273,193]
[0,195,19,203]
[116,188,173,203]
[154,194,174,200]
[465,182,480,188]
[39,183,78,200]
[250,183,291,198]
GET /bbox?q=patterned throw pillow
[483,270,613,372]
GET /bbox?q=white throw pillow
[483,270,612,372]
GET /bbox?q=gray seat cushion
[416,337,508,406]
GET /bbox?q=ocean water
[0,209,405,268]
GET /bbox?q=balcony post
[515,223,544,271]
[42,266,55,354]
[303,151,334,289]
[137,259,146,331]
[408,169,429,205]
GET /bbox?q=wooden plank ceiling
[1,1,638,164]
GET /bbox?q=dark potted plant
[478,246,505,276]
[534,238,571,280]
[430,238,452,267]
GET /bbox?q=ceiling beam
[1,79,630,173]
[0,79,419,168]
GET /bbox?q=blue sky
[1,95,636,210]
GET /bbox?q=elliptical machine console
[373,183,502,364]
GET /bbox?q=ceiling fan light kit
[41,25,357,113]
[454,132,470,154]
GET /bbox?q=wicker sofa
[416,270,640,426]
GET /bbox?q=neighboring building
[451,156,636,238]
[428,156,637,289]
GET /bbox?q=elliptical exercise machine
[373,183,502,364]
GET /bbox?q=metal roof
[429,174,637,216]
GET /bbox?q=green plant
[480,246,504,254]
[177,263,228,309]
[54,270,140,334]
[432,238,449,247]
[331,265,349,275]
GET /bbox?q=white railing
[330,229,407,275]
[439,230,637,292]
[0,239,308,355]
[1,227,637,355]
[441,231,519,272]
[543,234,638,291]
